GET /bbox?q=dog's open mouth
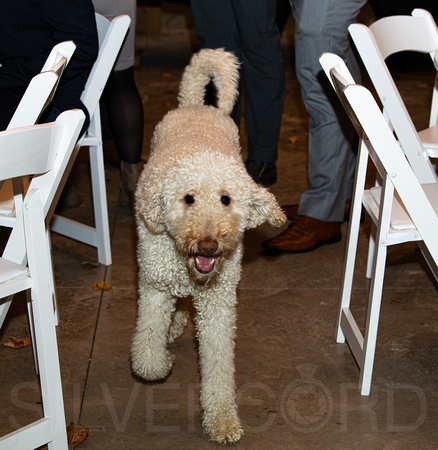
[189,252,223,276]
[194,255,216,274]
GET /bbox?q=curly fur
[131,49,286,444]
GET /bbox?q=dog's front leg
[131,285,176,380]
[194,292,243,444]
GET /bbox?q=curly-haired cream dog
[131,49,286,444]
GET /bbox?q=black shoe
[245,160,277,187]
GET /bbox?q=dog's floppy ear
[137,184,166,234]
[245,185,287,230]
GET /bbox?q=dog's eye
[221,195,231,206]
[184,194,195,205]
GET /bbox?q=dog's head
[137,153,286,283]
[137,47,285,283]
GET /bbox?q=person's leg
[104,66,144,209]
[104,67,143,164]
[93,0,142,165]
[191,0,242,119]
[192,0,284,186]
[232,0,285,186]
[233,0,285,164]
[293,0,366,222]
[93,0,144,209]
[263,0,366,253]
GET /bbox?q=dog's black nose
[198,238,218,256]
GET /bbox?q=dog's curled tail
[178,48,240,116]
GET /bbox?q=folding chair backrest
[7,41,76,130]
[49,13,130,266]
[369,10,438,60]
[0,126,61,180]
[6,71,59,131]
[0,41,77,225]
[80,13,131,119]
[2,110,85,266]
[41,40,76,73]
[349,8,438,184]
[320,52,438,262]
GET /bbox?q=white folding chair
[0,41,77,226]
[0,109,85,449]
[50,13,131,266]
[349,8,438,184]
[320,52,438,396]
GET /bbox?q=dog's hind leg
[131,286,176,380]
[168,310,189,344]
[194,290,243,444]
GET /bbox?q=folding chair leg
[46,228,59,327]
[337,141,368,343]
[89,142,112,266]
[358,176,393,396]
[0,297,12,329]
[366,225,376,279]
[26,290,39,375]
[25,190,68,449]
[31,289,67,450]
[337,202,362,343]
[26,227,59,377]
[359,239,387,396]
[50,140,112,266]
[418,241,438,282]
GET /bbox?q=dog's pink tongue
[195,256,215,274]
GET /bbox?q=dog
[131,48,286,444]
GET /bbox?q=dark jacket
[0,0,99,130]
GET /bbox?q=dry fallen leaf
[81,260,100,268]
[2,335,31,348]
[288,136,300,144]
[92,281,112,291]
[67,422,89,448]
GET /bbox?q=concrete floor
[2,3,438,449]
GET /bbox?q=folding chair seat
[0,41,76,227]
[0,110,85,449]
[319,53,438,396]
[348,8,438,184]
[50,13,131,266]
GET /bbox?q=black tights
[103,67,144,164]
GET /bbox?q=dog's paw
[131,345,175,381]
[203,414,243,445]
[167,310,189,344]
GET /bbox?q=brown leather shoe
[281,204,300,220]
[281,199,353,222]
[262,215,342,253]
